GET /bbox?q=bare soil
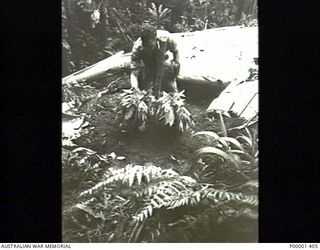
[73,88,216,174]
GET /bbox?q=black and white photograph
[62,0,258,243]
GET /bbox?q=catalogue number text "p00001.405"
[290,244,318,249]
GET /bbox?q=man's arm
[130,39,143,89]
[167,37,180,73]
[172,46,179,63]
[130,70,139,89]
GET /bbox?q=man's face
[143,35,157,51]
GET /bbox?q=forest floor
[62,76,257,243]
[72,82,217,174]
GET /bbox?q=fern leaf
[195,191,201,202]
[136,168,143,185]
[240,208,258,220]
[147,205,153,216]
[124,107,135,120]
[134,213,143,222]
[157,190,171,200]
[218,191,224,200]
[134,204,154,222]
[148,4,157,17]
[235,193,242,200]
[145,171,151,183]
[128,169,135,186]
[159,183,176,195]
[241,195,258,206]
[244,180,259,188]
[159,8,171,18]
[153,194,166,207]
[170,180,187,190]
[143,209,148,219]
[151,2,157,11]
[150,199,160,208]
[79,179,109,197]
[162,169,179,178]
[225,192,231,200]
[180,176,197,184]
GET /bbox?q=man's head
[140,23,157,49]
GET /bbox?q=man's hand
[172,60,180,77]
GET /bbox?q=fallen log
[62,25,258,92]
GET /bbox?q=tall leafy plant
[118,89,194,132]
[155,91,195,132]
[147,2,172,29]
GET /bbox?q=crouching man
[130,23,180,97]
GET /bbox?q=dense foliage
[62,0,257,76]
[62,104,258,242]
[117,88,194,132]
[62,0,258,243]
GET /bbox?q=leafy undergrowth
[62,77,258,242]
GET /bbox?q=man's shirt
[130,30,178,73]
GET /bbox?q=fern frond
[166,189,202,209]
[151,2,157,11]
[134,188,186,222]
[132,171,199,222]
[159,8,171,19]
[158,4,163,14]
[78,162,258,231]
[201,187,258,206]
[148,2,158,17]
[240,180,259,189]
[79,164,192,198]
[148,2,171,22]
[201,187,242,201]
[213,187,258,206]
[239,207,258,220]
[108,164,162,186]
[133,179,178,198]
[241,195,258,206]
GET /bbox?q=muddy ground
[74,95,213,172]
[70,77,228,173]
[62,78,257,243]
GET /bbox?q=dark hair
[139,23,157,43]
